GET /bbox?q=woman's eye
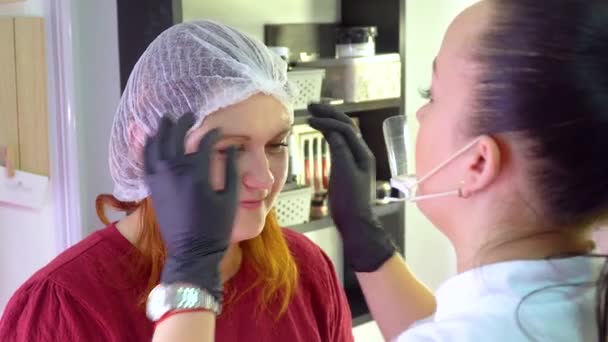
[266,142,288,153]
[216,145,245,156]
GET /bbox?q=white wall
[70,0,121,235]
[182,0,339,41]
[0,198,56,314]
[404,0,480,290]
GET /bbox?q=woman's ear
[460,135,501,198]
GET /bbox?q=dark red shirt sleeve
[0,279,108,342]
[284,228,354,342]
[319,249,355,342]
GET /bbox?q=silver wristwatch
[146,283,222,321]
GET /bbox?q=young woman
[0,21,353,342]
[149,0,608,341]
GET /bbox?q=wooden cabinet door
[0,17,20,169]
[14,17,49,176]
[0,17,49,176]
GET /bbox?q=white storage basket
[301,54,401,103]
[275,186,313,227]
[287,68,325,110]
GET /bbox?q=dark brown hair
[470,0,608,340]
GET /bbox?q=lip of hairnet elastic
[108,20,297,202]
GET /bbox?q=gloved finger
[308,117,373,170]
[308,117,355,162]
[324,131,357,169]
[308,103,354,125]
[308,103,363,138]
[143,135,158,174]
[157,116,175,160]
[170,113,196,160]
[220,146,239,199]
[195,128,221,187]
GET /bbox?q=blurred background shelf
[287,200,404,325]
[294,97,402,125]
[287,201,403,234]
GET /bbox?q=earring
[458,180,466,198]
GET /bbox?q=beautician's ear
[459,135,501,198]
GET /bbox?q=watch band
[155,308,210,327]
[146,283,222,322]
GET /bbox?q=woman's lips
[240,200,263,210]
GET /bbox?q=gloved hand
[144,113,239,302]
[308,104,396,272]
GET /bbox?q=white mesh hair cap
[109,20,296,202]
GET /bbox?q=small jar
[335,26,378,58]
[268,46,290,62]
[310,192,328,220]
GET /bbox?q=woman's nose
[241,152,274,191]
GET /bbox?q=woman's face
[413,1,489,229]
[184,94,291,243]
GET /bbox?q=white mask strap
[386,189,461,203]
[414,137,481,186]
[410,189,461,202]
[388,138,480,202]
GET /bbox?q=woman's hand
[308,104,396,272]
[144,113,239,301]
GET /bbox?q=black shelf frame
[288,200,405,326]
[293,98,402,125]
[338,0,407,326]
[288,201,403,234]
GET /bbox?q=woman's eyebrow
[218,134,250,141]
[272,127,292,139]
[216,127,292,143]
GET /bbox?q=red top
[0,225,354,341]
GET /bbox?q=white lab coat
[395,256,602,341]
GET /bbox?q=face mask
[390,138,480,202]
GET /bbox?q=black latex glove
[308,104,396,272]
[144,113,239,302]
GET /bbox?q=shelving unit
[293,98,401,125]
[263,0,408,325]
[289,201,403,234]
[289,200,405,324]
[116,0,407,328]
[337,0,406,325]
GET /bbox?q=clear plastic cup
[383,115,409,178]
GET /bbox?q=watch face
[146,285,171,321]
[146,283,220,320]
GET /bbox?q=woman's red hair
[96,194,299,317]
